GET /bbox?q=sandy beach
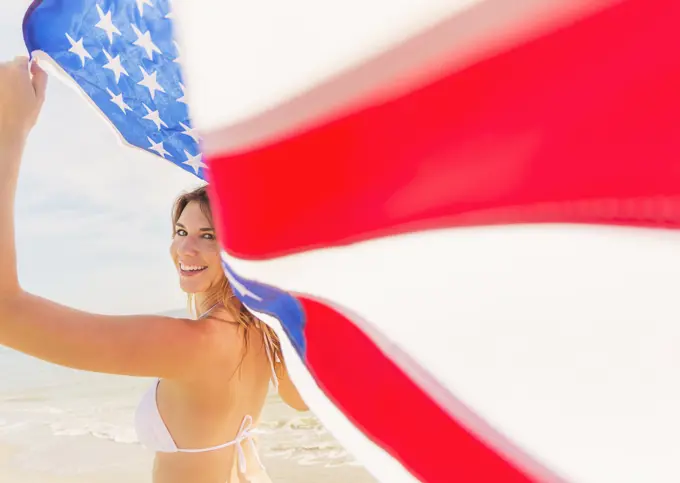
[0,346,376,483]
[0,440,376,483]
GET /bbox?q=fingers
[12,56,29,68]
[4,56,29,83]
[3,56,31,87]
[30,59,48,105]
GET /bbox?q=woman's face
[170,201,223,294]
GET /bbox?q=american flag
[23,0,206,179]
[23,0,680,482]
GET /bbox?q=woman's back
[139,311,278,483]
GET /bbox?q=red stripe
[207,0,680,260]
[299,297,544,482]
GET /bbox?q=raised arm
[1,292,240,379]
[0,57,41,296]
[0,58,237,381]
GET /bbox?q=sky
[2,1,200,314]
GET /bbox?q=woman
[0,57,307,483]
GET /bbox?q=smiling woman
[171,187,229,305]
[0,57,307,483]
[168,186,287,364]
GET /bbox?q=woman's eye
[175,229,188,236]
[202,233,215,240]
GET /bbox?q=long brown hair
[172,185,283,370]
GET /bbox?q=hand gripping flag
[24,0,680,482]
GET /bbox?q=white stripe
[245,308,419,483]
[173,0,615,144]
[225,225,680,483]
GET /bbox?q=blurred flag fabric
[24,0,680,482]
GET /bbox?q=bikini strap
[197,302,222,320]
[176,415,264,473]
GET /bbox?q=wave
[49,421,139,445]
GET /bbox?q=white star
[176,83,187,104]
[131,24,162,60]
[147,137,171,158]
[172,41,181,64]
[182,150,206,174]
[180,122,199,143]
[102,50,128,84]
[65,33,92,67]
[95,5,121,44]
[226,272,263,301]
[136,0,153,16]
[106,88,131,113]
[165,0,174,18]
[220,255,263,301]
[137,66,165,100]
[142,104,168,130]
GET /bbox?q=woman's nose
[177,236,199,255]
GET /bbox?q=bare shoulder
[201,306,241,336]
[199,307,248,362]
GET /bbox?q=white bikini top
[134,304,279,474]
